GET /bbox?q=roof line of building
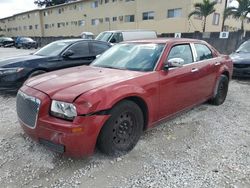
[0,0,85,20]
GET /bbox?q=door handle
[215,62,221,66]
[191,68,199,73]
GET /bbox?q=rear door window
[90,42,110,55]
[194,44,213,61]
[67,42,90,57]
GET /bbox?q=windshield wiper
[98,65,127,70]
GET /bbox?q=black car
[0,39,111,91]
[15,37,38,49]
[230,40,250,77]
[0,37,15,47]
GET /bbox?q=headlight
[51,100,77,121]
[0,67,24,75]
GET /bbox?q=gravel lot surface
[0,48,250,188]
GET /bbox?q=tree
[34,0,72,7]
[188,0,217,32]
[221,7,235,31]
[224,0,250,32]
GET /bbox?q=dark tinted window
[109,32,123,43]
[68,42,90,57]
[236,40,250,53]
[90,42,110,55]
[194,44,213,61]
[168,44,193,64]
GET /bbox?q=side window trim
[190,43,198,62]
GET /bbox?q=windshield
[95,32,113,42]
[236,41,250,53]
[34,41,73,56]
[22,38,34,42]
[91,43,165,72]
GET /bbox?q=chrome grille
[16,91,41,128]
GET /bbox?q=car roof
[124,38,205,44]
[56,38,111,45]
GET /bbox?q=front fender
[74,84,149,115]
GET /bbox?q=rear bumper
[18,85,109,158]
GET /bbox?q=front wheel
[97,100,144,156]
[209,75,229,105]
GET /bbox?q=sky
[0,0,39,19]
[0,0,240,19]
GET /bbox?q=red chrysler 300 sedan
[16,38,233,157]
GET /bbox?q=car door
[192,43,220,99]
[60,41,94,68]
[89,41,111,57]
[158,43,202,119]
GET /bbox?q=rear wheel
[210,75,229,105]
[97,100,144,156]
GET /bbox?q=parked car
[15,37,38,49]
[230,40,250,77]
[0,37,15,47]
[95,30,157,43]
[16,38,233,157]
[81,32,94,39]
[0,39,111,91]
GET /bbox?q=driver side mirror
[164,58,185,70]
[62,50,74,58]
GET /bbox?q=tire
[97,100,144,156]
[28,70,46,78]
[210,75,229,105]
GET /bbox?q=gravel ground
[0,48,250,188]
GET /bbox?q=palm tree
[222,7,235,31]
[224,0,250,32]
[188,0,217,32]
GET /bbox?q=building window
[112,0,117,2]
[142,11,155,20]
[214,0,222,3]
[212,13,220,25]
[124,15,135,22]
[125,0,134,2]
[78,20,85,26]
[113,17,117,22]
[105,0,109,3]
[167,8,182,18]
[91,19,99,25]
[105,17,110,22]
[45,24,49,29]
[91,1,98,8]
[35,25,38,29]
[78,5,83,11]
[57,22,65,28]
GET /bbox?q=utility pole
[221,0,229,31]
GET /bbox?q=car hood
[0,55,45,67]
[230,52,250,64]
[25,66,145,102]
